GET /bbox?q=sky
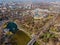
[0,0,60,3]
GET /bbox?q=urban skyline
[0,0,60,3]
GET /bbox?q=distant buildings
[32,8,48,19]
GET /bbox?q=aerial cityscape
[0,0,60,45]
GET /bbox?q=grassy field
[11,30,39,45]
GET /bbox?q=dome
[6,22,18,33]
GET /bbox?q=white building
[32,8,48,19]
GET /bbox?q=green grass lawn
[11,30,39,45]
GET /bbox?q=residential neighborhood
[0,0,60,45]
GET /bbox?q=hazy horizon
[0,0,60,3]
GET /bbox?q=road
[27,14,59,45]
[0,14,58,45]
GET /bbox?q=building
[32,8,48,19]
